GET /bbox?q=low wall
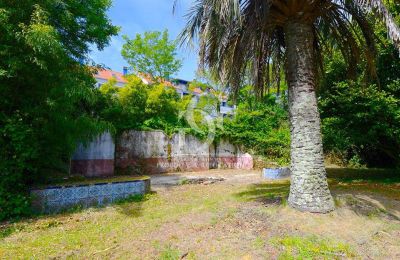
[71,132,115,177]
[31,178,150,214]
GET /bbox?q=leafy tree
[144,84,182,133]
[121,30,182,80]
[220,87,290,165]
[98,76,187,136]
[318,5,400,168]
[0,0,117,220]
[320,81,400,167]
[179,0,400,213]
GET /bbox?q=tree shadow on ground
[329,169,400,220]
[327,168,400,184]
[234,181,400,221]
[332,190,400,221]
[114,191,157,218]
[233,182,290,206]
[0,191,158,240]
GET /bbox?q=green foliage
[121,30,182,79]
[320,81,400,167]
[98,76,188,135]
[0,0,117,220]
[219,86,290,165]
[319,10,400,168]
[188,80,209,92]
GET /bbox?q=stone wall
[71,132,115,177]
[31,178,150,214]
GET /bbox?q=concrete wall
[115,131,253,174]
[31,178,150,214]
[210,139,253,170]
[116,131,210,174]
[71,132,115,177]
[71,130,253,176]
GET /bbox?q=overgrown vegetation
[220,86,290,165]
[319,9,400,167]
[0,0,118,220]
[320,82,400,167]
[1,1,399,221]
[96,75,188,135]
[1,169,399,258]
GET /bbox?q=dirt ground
[1,169,399,259]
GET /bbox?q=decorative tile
[74,186,89,199]
[45,188,62,202]
[61,187,75,200]
[88,185,101,197]
[31,179,149,214]
[100,184,113,196]
[112,183,125,195]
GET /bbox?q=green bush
[98,75,189,136]
[219,87,290,165]
[320,81,400,167]
[0,0,117,220]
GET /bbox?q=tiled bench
[31,177,150,214]
[262,168,291,179]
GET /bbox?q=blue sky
[90,0,198,81]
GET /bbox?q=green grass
[0,185,236,258]
[272,235,355,259]
[157,245,181,260]
[1,168,399,259]
[0,225,18,240]
[252,237,266,249]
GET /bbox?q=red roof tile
[137,73,178,88]
[192,87,203,94]
[94,69,127,84]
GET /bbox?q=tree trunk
[284,21,335,213]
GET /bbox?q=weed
[179,178,189,185]
[272,235,355,259]
[0,225,19,239]
[333,196,344,208]
[158,245,181,260]
[252,237,265,249]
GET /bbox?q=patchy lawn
[0,169,399,259]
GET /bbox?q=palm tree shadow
[333,191,400,221]
[327,168,400,183]
[234,182,290,206]
[234,181,400,221]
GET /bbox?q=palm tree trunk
[284,21,334,213]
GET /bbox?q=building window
[222,101,226,107]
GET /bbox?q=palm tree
[177,0,400,213]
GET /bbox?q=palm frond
[179,0,399,98]
[355,0,400,50]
